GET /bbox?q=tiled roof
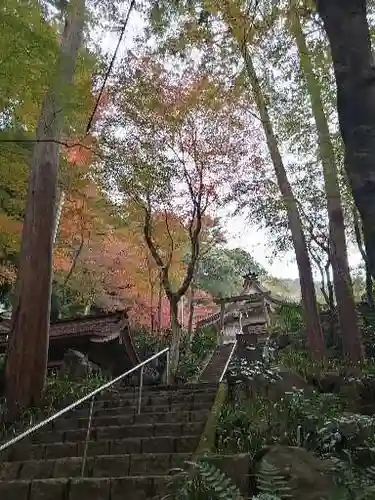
[0,311,127,343]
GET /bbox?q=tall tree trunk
[6,0,86,419]
[325,259,335,313]
[237,44,325,357]
[187,281,196,345]
[353,206,374,308]
[316,0,375,281]
[289,4,363,361]
[146,258,155,335]
[169,296,181,380]
[157,270,162,334]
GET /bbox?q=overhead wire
[0,0,136,147]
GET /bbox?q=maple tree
[99,55,261,376]
[143,0,326,357]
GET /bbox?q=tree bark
[187,281,196,345]
[289,3,363,361]
[353,206,374,308]
[239,45,325,357]
[6,0,86,419]
[316,0,375,281]
[169,297,181,379]
[325,259,335,313]
[157,270,162,334]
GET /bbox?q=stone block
[129,453,170,475]
[29,478,68,500]
[45,442,78,459]
[54,457,90,478]
[77,440,110,457]
[64,429,87,442]
[0,461,21,480]
[111,476,153,500]
[0,480,30,500]
[154,423,182,437]
[258,445,336,500]
[110,438,141,455]
[134,413,159,425]
[93,455,130,477]
[69,478,110,500]
[10,443,45,461]
[20,459,55,479]
[53,418,79,431]
[93,415,134,427]
[141,436,175,454]
[99,424,153,440]
[33,431,63,444]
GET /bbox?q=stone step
[88,392,216,409]
[51,409,209,431]
[100,389,217,403]
[200,345,233,383]
[112,382,218,392]
[3,435,200,461]
[70,401,213,418]
[0,474,173,500]
[0,452,191,480]
[106,384,218,394]
[30,421,205,445]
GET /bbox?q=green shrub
[0,372,108,441]
[274,303,304,335]
[216,388,344,456]
[177,326,217,382]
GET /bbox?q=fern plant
[256,460,291,499]
[160,460,244,500]
[328,458,375,500]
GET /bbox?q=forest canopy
[2,0,375,411]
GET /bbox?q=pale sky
[98,6,364,281]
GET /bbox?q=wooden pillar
[264,298,270,326]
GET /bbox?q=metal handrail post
[137,366,144,415]
[81,396,95,476]
[166,350,170,385]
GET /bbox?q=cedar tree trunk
[289,3,363,361]
[6,0,86,419]
[317,0,375,280]
[241,47,325,357]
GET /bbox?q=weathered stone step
[0,452,191,480]
[106,385,218,395]
[31,421,205,445]
[51,409,209,431]
[3,435,200,461]
[200,345,234,383]
[0,474,173,500]
[70,401,213,418]
[87,391,216,409]
[112,382,218,393]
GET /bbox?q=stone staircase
[0,382,218,500]
[199,344,234,382]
